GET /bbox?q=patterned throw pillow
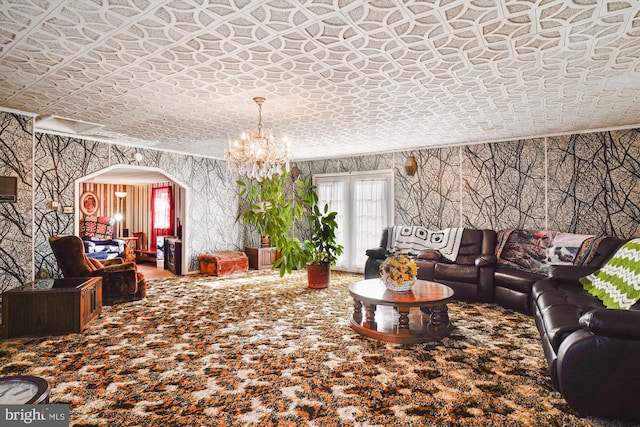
[496,229,604,275]
[80,216,114,240]
[579,238,640,309]
[80,216,98,237]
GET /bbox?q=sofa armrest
[92,262,136,275]
[548,265,598,281]
[365,247,388,259]
[94,268,138,299]
[579,309,640,341]
[556,328,640,420]
[475,254,496,267]
[102,258,124,266]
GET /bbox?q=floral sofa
[79,216,125,260]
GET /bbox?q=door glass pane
[353,179,387,267]
[316,180,346,266]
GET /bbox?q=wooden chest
[2,277,102,338]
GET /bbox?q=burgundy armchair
[49,235,146,305]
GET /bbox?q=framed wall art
[79,191,99,216]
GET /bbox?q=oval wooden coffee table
[349,278,454,345]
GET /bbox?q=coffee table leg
[428,304,450,333]
[363,304,377,330]
[397,308,410,336]
[352,299,363,324]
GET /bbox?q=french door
[314,170,394,272]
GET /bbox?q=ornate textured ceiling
[1,1,639,161]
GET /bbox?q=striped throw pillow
[579,238,640,310]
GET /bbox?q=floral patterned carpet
[0,270,635,426]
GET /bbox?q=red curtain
[151,186,173,249]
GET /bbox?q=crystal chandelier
[226,96,290,180]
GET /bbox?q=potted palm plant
[236,171,343,287]
[236,170,307,275]
[236,172,294,248]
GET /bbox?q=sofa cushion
[417,250,442,260]
[532,278,607,351]
[80,216,115,240]
[536,286,604,312]
[434,263,478,282]
[540,304,588,351]
[496,229,604,275]
[579,239,640,310]
[458,228,484,255]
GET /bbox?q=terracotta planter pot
[306,261,331,289]
[260,235,270,248]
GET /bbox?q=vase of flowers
[380,254,417,291]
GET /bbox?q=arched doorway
[75,164,189,274]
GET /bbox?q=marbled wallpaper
[300,129,640,240]
[1,111,242,287]
[396,147,461,229]
[547,129,640,238]
[462,139,546,230]
[0,113,33,294]
[34,134,109,277]
[1,106,639,296]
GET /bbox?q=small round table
[349,278,454,345]
[0,376,50,404]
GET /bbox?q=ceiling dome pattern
[0,1,639,160]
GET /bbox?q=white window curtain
[353,179,388,267]
[315,171,393,272]
[316,180,346,265]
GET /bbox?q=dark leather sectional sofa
[365,228,498,302]
[365,227,640,423]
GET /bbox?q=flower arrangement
[380,254,417,291]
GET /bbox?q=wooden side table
[120,236,140,251]
[1,277,102,338]
[132,231,144,248]
[245,246,280,270]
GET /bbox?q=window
[314,170,393,272]
[151,186,173,249]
